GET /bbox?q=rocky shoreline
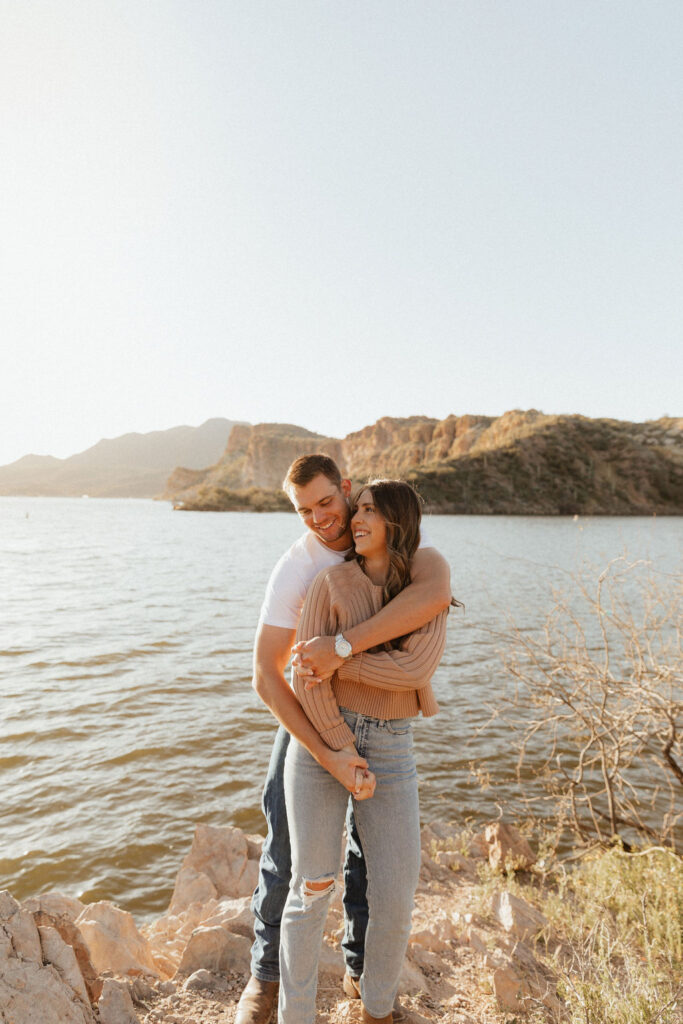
[0,819,563,1024]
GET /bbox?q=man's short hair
[283,454,343,493]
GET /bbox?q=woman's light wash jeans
[278,709,421,1024]
[249,725,368,981]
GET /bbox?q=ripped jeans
[278,709,421,1024]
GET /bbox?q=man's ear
[341,478,352,498]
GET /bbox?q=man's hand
[291,635,344,688]
[320,746,375,798]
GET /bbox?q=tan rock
[33,910,102,1003]
[168,869,218,913]
[0,890,42,962]
[434,850,475,875]
[464,927,489,957]
[22,892,86,922]
[149,949,177,979]
[484,823,536,872]
[183,968,216,992]
[399,957,428,995]
[490,940,559,1013]
[201,895,254,938]
[98,978,139,1024]
[39,925,90,1006]
[491,890,548,942]
[175,926,252,976]
[410,929,450,954]
[0,955,94,1024]
[409,945,450,974]
[75,902,157,977]
[245,833,264,861]
[465,832,489,859]
[169,824,260,914]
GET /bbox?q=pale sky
[2,1,681,467]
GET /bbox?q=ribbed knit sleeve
[336,608,449,692]
[292,570,355,750]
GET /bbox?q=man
[237,455,451,1024]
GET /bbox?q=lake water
[1,498,680,917]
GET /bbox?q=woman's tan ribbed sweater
[293,559,449,750]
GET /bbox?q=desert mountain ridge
[164,410,683,515]
[0,418,242,498]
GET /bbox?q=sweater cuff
[338,653,363,684]
[320,721,356,750]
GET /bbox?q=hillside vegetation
[166,411,683,515]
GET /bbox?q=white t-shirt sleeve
[258,554,308,630]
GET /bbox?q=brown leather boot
[235,976,279,1024]
[344,975,410,1023]
[361,1007,394,1024]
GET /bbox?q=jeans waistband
[339,706,413,729]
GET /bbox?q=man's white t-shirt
[259,528,434,631]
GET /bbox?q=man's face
[289,474,352,551]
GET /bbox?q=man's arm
[252,622,375,797]
[292,547,452,680]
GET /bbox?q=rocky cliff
[165,411,683,515]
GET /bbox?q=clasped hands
[291,635,342,690]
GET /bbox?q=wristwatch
[334,632,353,659]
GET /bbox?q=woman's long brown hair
[349,479,422,648]
[353,479,421,598]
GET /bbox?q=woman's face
[351,488,388,559]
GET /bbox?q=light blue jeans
[249,726,368,981]
[278,709,421,1024]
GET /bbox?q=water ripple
[1,497,679,915]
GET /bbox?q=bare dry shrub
[487,558,682,852]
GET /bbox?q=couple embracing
[238,454,454,1024]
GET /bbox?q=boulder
[484,823,536,872]
[33,910,102,1003]
[169,824,261,916]
[433,850,476,876]
[491,890,548,942]
[0,890,42,962]
[409,945,450,975]
[23,892,85,922]
[98,978,139,1024]
[0,955,94,1024]
[183,968,217,992]
[201,895,254,938]
[75,902,157,977]
[176,926,252,976]
[38,925,90,1006]
[168,868,218,912]
[399,957,428,995]
[490,940,558,1013]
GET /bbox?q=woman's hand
[291,636,344,688]
[353,765,377,801]
[341,744,376,801]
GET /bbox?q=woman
[278,479,451,1024]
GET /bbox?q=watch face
[336,636,352,658]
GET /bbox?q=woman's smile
[351,490,387,558]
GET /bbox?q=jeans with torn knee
[278,709,420,1024]
[249,725,368,982]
